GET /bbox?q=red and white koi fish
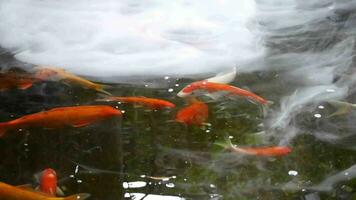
[97,96,175,110]
[0,105,122,137]
[177,81,268,105]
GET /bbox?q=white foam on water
[255,0,355,144]
[0,0,260,78]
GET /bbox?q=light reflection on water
[125,193,185,200]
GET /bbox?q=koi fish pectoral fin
[327,100,354,117]
[204,91,231,101]
[64,193,91,200]
[56,187,65,196]
[16,184,34,190]
[205,93,223,100]
[213,137,233,150]
[18,83,33,90]
[96,88,112,96]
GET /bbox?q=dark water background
[0,49,356,200]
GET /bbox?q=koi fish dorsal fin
[63,193,91,200]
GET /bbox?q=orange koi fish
[34,66,111,95]
[0,181,90,200]
[177,81,268,105]
[231,146,292,156]
[215,138,291,157]
[0,105,122,137]
[40,168,57,197]
[0,72,40,91]
[175,99,208,126]
[97,96,175,110]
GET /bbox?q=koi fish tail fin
[261,100,274,117]
[0,122,10,137]
[327,100,354,118]
[64,193,91,200]
[206,67,237,84]
[267,100,274,106]
[213,136,233,151]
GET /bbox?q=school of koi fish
[0,65,301,199]
[3,63,356,200]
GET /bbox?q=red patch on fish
[175,100,208,126]
[40,168,57,196]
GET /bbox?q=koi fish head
[40,168,57,196]
[278,147,292,155]
[177,81,207,98]
[160,101,176,109]
[102,106,123,117]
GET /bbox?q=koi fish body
[35,67,111,95]
[0,105,122,137]
[97,96,175,110]
[0,73,40,91]
[176,100,208,126]
[178,81,268,105]
[0,181,90,200]
[231,146,291,156]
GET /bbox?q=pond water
[1,1,356,200]
[0,59,355,200]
